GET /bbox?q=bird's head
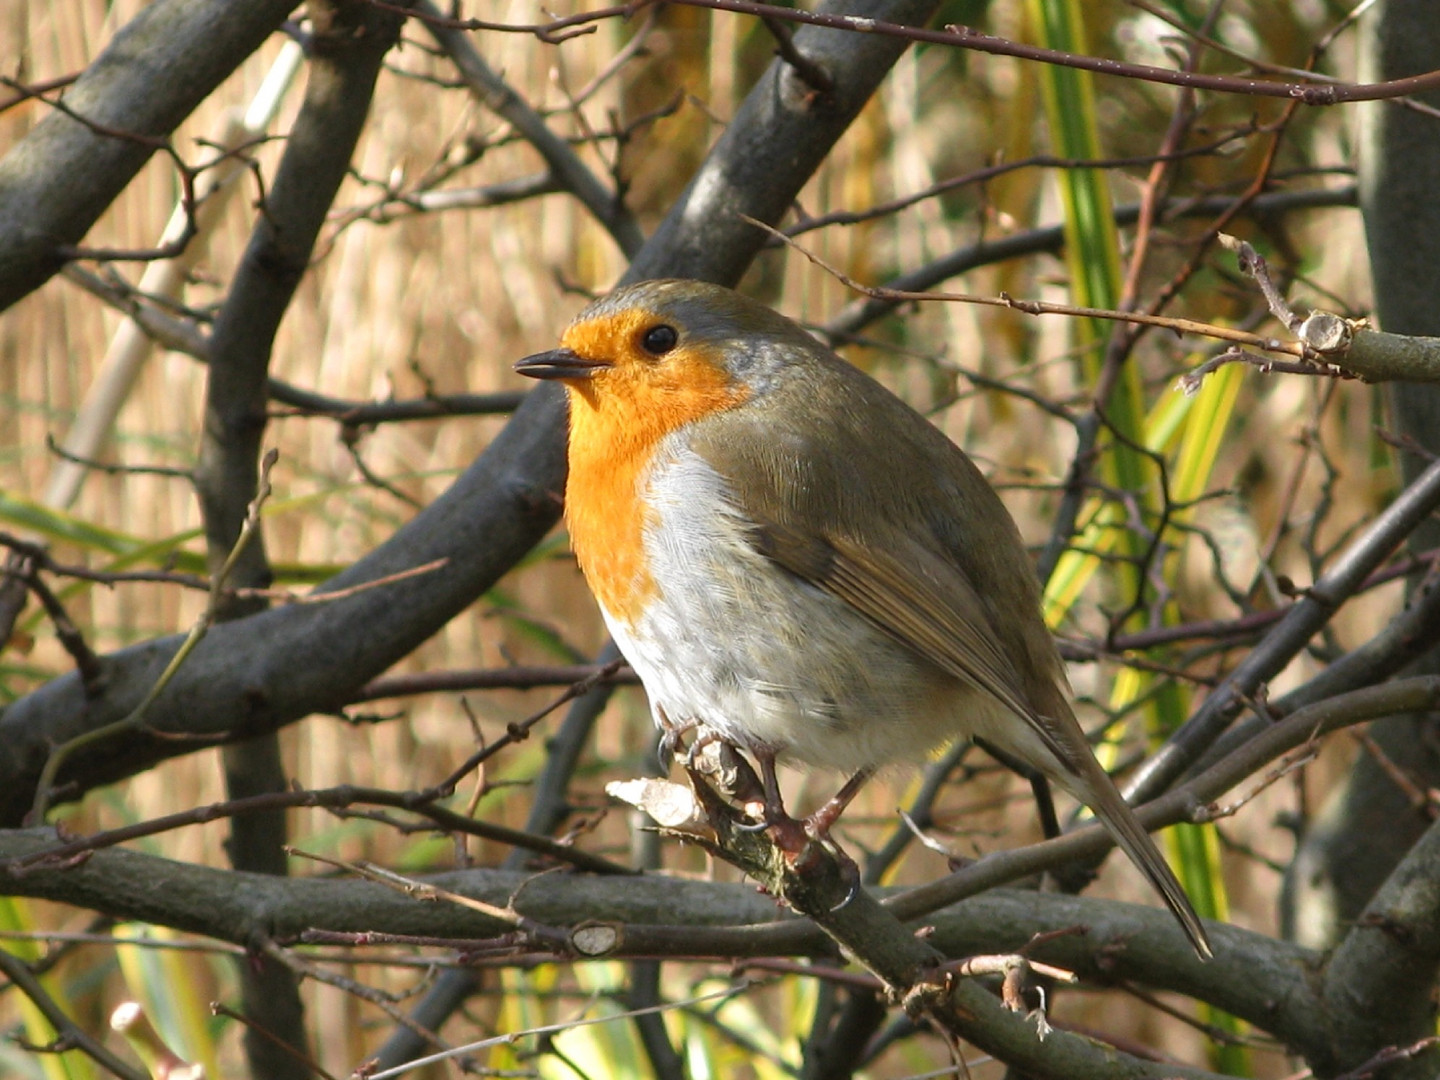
[515,279,821,446]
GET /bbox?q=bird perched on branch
[516,278,1211,960]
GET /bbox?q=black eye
[641,324,678,355]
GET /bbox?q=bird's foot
[797,810,862,909]
[756,804,812,854]
[740,762,863,909]
[656,711,703,772]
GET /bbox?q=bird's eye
[640,324,678,355]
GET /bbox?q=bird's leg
[741,747,810,853]
[802,767,873,909]
[737,751,866,909]
[1029,774,1060,842]
[758,747,785,816]
[804,766,875,841]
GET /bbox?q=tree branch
[419,0,645,257]
[0,827,1305,1070]
[1318,814,1440,1078]
[0,948,149,1080]
[1125,452,1440,804]
[0,0,299,311]
[0,0,942,824]
[665,0,1440,104]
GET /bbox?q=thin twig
[4,783,632,878]
[0,949,149,1080]
[210,997,343,1080]
[664,0,1440,104]
[28,450,280,821]
[761,14,834,95]
[746,215,1309,358]
[363,983,751,1079]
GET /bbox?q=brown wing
[753,514,1212,958]
[751,516,1079,771]
[689,360,1211,958]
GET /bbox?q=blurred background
[0,1,1396,1076]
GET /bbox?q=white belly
[601,443,1014,776]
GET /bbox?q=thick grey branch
[1125,451,1440,804]
[1198,569,1440,774]
[1333,326,1440,381]
[661,769,1231,1079]
[0,382,568,825]
[1316,815,1440,1079]
[0,0,299,311]
[0,827,1291,1076]
[0,0,942,824]
[198,0,404,586]
[0,828,770,944]
[625,0,939,284]
[922,892,1326,1058]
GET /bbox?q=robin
[515,278,1212,960]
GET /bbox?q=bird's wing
[750,516,1079,771]
[754,513,1215,960]
[698,402,1212,958]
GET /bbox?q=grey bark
[1314,816,1440,1078]
[197,4,406,1077]
[0,828,1313,1073]
[369,641,624,1070]
[420,0,645,258]
[1283,0,1440,980]
[0,0,299,311]
[0,0,937,820]
[0,379,567,822]
[1125,452,1440,805]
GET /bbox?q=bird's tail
[1076,755,1213,960]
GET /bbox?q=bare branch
[419,0,644,256]
[0,0,298,310]
[0,949,149,1080]
[666,0,1440,104]
[1125,452,1440,804]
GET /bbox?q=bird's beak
[513,348,610,380]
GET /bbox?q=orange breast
[560,323,749,629]
[564,404,659,628]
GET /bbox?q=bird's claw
[828,855,862,910]
[735,797,810,847]
[799,813,862,909]
[656,712,702,772]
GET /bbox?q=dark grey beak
[513,348,610,380]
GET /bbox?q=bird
[515,278,1212,960]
